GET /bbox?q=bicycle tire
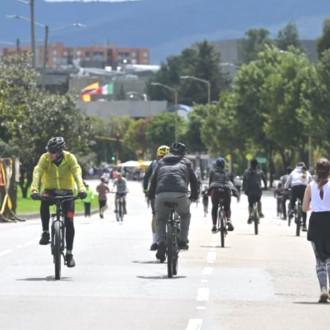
[166,225,174,278]
[253,206,259,235]
[118,199,123,222]
[296,212,301,237]
[219,209,226,248]
[53,221,62,280]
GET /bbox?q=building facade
[0,43,150,69]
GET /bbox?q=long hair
[316,158,330,189]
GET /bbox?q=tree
[124,118,150,158]
[0,54,91,197]
[146,112,186,150]
[147,40,227,105]
[276,22,302,51]
[239,28,273,63]
[317,18,330,58]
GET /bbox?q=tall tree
[276,22,302,51]
[317,18,330,58]
[239,28,273,63]
[147,40,227,105]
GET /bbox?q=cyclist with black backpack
[243,158,267,223]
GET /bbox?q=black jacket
[148,154,199,200]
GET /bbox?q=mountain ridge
[0,0,329,63]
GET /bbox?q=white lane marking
[0,249,13,257]
[196,288,210,302]
[207,251,216,263]
[196,306,206,311]
[186,319,203,330]
[202,266,213,276]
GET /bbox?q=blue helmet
[215,157,225,168]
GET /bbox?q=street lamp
[7,15,85,69]
[180,75,211,104]
[151,82,179,141]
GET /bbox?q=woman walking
[303,158,330,303]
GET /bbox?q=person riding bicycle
[285,162,312,231]
[112,172,128,216]
[208,157,236,233]
[143,145,170,251]
[148,142,199,261]
[243,158,267,223]
[30,137,86,268]
[277,166,293,220]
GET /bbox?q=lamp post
[151,82,178,141]
[180,75,211,104]
[7,15,85,68]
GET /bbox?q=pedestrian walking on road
[96,177,110,219]
[303,157,330,303]
[82,182,95,217]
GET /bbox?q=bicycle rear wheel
[253,207,259,235]
[295,214,301,237]
[219,210,226,248]
[166,225,174,278]
[52,221,62,280]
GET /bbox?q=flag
[81,82,99,93]
[81,93,92,102]
[101,82,113,95]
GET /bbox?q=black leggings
[40,198,75,251]
[210,188,231,225]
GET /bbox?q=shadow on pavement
[132,260,159,264]
[294,301,326,305]
[17,276,72,281]
[137,275,187,280]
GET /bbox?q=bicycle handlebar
[33,194,80,203]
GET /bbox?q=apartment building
[0,43,150,69]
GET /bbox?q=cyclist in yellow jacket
[30,137,86,267]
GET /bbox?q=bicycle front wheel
[52,221,62,280]
[296,215,301,237]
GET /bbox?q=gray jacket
[148,154,199,200]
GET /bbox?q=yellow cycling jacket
[31,151,85,193]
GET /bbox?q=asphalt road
[0,181,329,330]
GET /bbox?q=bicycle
[216,198,228,247]
[290,199,303,236]
[35,194,79,280]
[114,192,126,222]
[251,201,259,235]
[163,201,181,278]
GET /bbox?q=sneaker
[99,214,104,219]
[150,242,158,251]
[247,217,252,224]
[39,232,50,245]
[65,253,76,268]
[211,226,217,233]
[259,213,265,218]
[156,242,166,263]
[302,225,307,232]
[319,289,328,303]
[178,240,189,250]
[227,221,234,231]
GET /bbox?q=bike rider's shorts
[247,192,261,207]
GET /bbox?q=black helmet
[170,142,186,156]
[250,158,258,168]
[215,157,225,168]
[46,137,65,153]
